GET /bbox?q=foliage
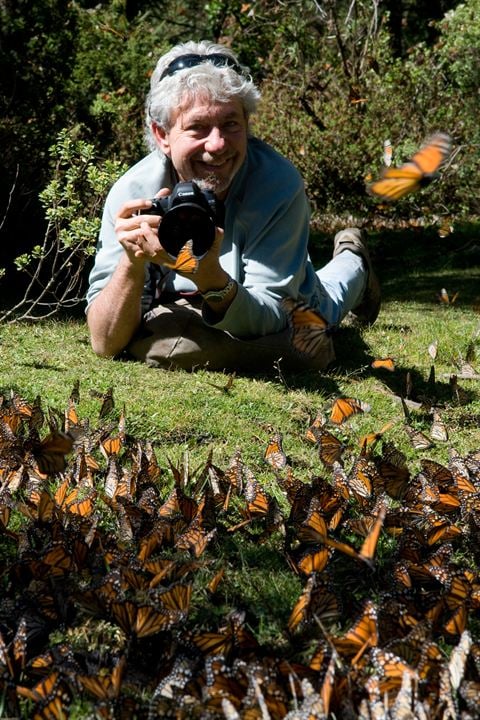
[1,0,479,315]
[0,129,127,321]
[250,0,480,227]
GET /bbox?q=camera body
[144,181,224,258]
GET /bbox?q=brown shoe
[333,228,381,325]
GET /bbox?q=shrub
[0,129,127,321]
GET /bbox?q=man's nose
[204,127,225,153]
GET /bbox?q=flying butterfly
[281,297,330,357]
[367,132,452,201]
[330,396,370,425]
[359,421,394,451]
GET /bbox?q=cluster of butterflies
[1,383,480,719]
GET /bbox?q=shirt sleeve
[85,152,175,311]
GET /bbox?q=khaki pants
[126,299,335,373]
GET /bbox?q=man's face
[154,96,248,198]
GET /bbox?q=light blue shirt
[87,137,321,338]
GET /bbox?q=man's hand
[114,190,172,266]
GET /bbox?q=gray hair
[145,40,261,151]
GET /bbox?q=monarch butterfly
[32,430,75,475]
[287,576,339,632]
[438,287,459,305]
[330,396,370,425]
[309,426,346,467]
[64,398,79,433]
[371,357,395,372]
[296,506,328,545]
[208,371,236,397]
[331,600,378,664]
[430,408,448,442]
[367,132,452,201]
[295,544,330,576]
[173,239,199,274]
[370,648,417,693]
[444,603,468,636]
[423,511,462,546]
[41,542,73,576]
[358,501,387,566]
[359,421,394,451]
[305,411,327,443]
[244,470,271,517]
[404,424,433,451]
[207,568,225,595]
[193,614,258,657]
[54,478,96,518]
[101,433,123,457]
[346,455,377,501]
[281,297,330,357]
[17,671,70,720]
[175,522,217,557]
[264,431,287,470]
[77,656,126,700]
[460,680,480,713]
[90,386,115,418]
[447,630,471,692]
[111,600,181,638]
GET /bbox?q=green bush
[0,129,127,321]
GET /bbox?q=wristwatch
[201,278,236,303]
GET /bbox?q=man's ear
[152,122,171,156]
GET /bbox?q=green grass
[2,228,480,468]
[1,226,480,717]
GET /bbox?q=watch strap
[201,278,236,303]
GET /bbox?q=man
[86,40,380,372]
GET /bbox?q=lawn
[0,225,480,718]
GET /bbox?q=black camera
[144,181,224,258]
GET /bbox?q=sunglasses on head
[159,53,244,81]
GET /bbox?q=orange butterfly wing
[282,297,329,357]
[173,239,199,274]
[371,357,395,372]
[264,432,287,470]
[368,132,451,202]
[330,397,369,425]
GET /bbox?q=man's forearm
[87,255,146,357]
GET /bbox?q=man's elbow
[90,337,115,358]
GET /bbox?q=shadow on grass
[311,223,480,305]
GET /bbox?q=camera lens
[159,205,215,257]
